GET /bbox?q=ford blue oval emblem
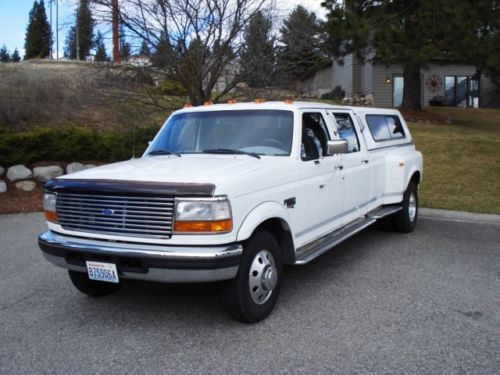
[102,209,115,216]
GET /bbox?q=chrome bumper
[38,231,242,283]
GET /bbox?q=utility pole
[76,23,80,61]
[49,0,52,59]
[112,0,120,63]
[56,0,59,59]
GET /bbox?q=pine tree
[240,11,275,88]
[94,31,109,62]
[0,45,10,63]
[24,0,52,59]
[11,48,21,62]
[152,32,173,68]
[321,0,495,109]
[119,26,131,61]
[277,6,327,84]
[64,0,94,60]
[139,40,151,57]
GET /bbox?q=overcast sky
[0,0,327,58]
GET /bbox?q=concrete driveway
[0,211,499,374]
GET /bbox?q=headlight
[174,197,232,234]
[43,193,58,223]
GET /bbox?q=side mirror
[327,139,348,155]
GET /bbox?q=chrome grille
[56,193,174,239]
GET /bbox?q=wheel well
[410,171,421,186]
[253,218,295,264]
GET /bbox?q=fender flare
[236,201,294,243]
[405,166,421,189]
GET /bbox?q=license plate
[86,261,119,283]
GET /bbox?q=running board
[294,217,376,265]
[367,205,402,219]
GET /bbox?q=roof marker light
[227,99,237,104]
[284,98,294,104]
[183,103,193,108]
[204,101,213,106]
[254,98,266,103]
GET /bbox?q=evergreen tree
[119,26,131,61]
[11,48,21,62]
[24,0,52,59]
[94,31,109,62]
[240,11,275,88]
[0,45,10,63]
[152,32,173,68]
[321,0,495,109]
[277,6,327,84]
[64,0,94,60]
[139,40,151,57]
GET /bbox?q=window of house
[333,113,360,153]
[366,115,405,141]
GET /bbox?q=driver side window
[301,112,330,161]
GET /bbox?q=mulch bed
[0,180,44,214]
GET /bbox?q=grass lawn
[408,107,500,215]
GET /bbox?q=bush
[0,126,160,166]
[429,95,446,106]
[321,85,345,100]
[153,80,187,96]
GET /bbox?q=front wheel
[392,181,419,233]
[68,270,121,297]
[225,231,282,323]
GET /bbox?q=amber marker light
[284,98,294,104]
[183,103,193,108]
[254,98,266,103]
[227,99,237,104]
[204,101,213,106]
[174,219,232,233]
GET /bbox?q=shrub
[321,85,345,100]
[0,126,160,166]
[153,80,187,96]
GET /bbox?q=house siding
[332,55,354,96]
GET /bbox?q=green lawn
[408,107,500,214]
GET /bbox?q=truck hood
[59,155,294,196]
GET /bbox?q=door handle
[334,164,344,170]
[362,159,369,164]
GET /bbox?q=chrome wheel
[408,191,417,223]
[248,250,277,305]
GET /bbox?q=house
[300,54,499,108]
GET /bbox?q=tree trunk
[402,66,422,111]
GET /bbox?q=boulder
[85,164,97,169]
[66,162,86,174]
[0,180,6,193]
[33,166,64,182]
[7,165,32,182]
[0,166,4,177]
[15,180,36,192]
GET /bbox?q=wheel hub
[249,250,277,305]
[408,191,417,222]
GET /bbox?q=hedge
[0,126,160,166]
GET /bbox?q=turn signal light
[174,219,232,233]
[44,210,58,223]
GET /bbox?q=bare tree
[93,0,273,105]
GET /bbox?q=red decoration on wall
[425,74,443,92]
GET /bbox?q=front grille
[56,192,174,239]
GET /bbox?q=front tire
[225,231,282,323]
[68,270,121,297]
[392,181,419,233]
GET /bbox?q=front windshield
[148,110,294,157]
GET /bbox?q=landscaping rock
[66,162,86,174]
[0,166,4,177]
[0,180,6,193]
[85,164,97,169]
[7,165,32,182]
[33,166,64,182]
[15,180,36,192]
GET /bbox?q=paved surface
[0,212,499,374]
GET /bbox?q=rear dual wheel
[226,230,282,323]
[392,181,419,233]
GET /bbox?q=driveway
[0,212,499,374]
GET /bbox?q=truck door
[330,111,374,216]
[290,110,345,247]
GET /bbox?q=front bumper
[38,231,242,283]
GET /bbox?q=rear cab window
[366,114,405,142]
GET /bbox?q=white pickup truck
[39,101,423,322]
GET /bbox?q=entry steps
[295,205,402,265]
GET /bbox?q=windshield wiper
[148,149,181,157]
[202,148,261,159]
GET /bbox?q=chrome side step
[294,217,376,265]
[367,205,402,219]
